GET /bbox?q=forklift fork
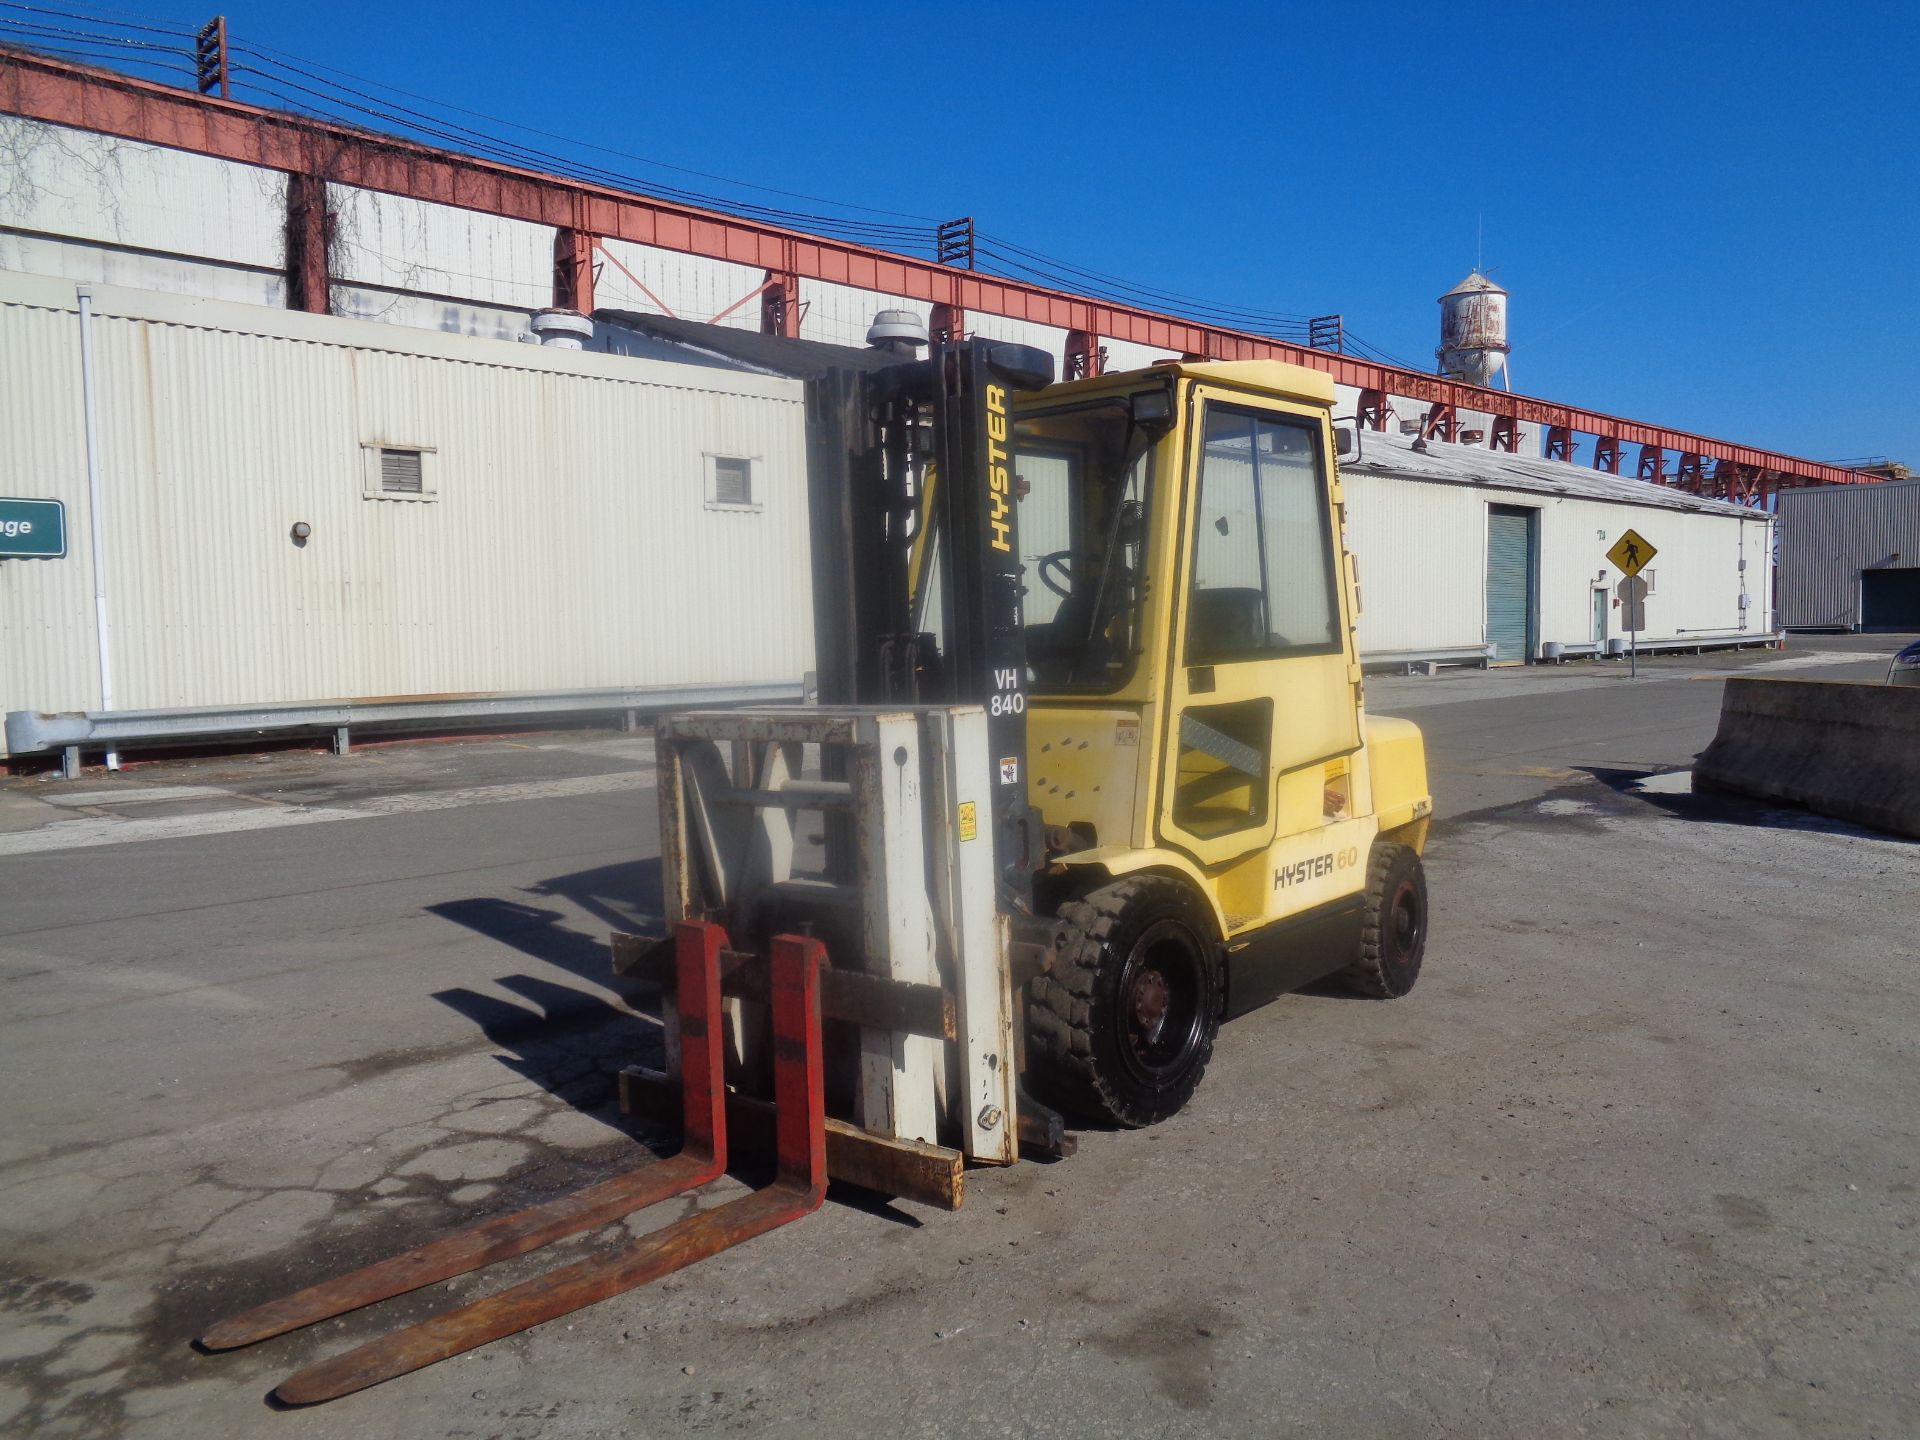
[199,925,830,1405]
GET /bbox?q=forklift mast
[803,340,1055,913]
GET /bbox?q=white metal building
[0,272,815,749]
[0,267,1778,755]
[1342,429,1773,664]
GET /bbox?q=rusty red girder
[760,268,801,337]
[1420,401,1458,443]
[0,50,1876,491]
[1357,388,1393,432]
[1064,328,1100,380]
[283,170,329,314]
[552,225,595,314]
[929,301,964,346]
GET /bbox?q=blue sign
[0,498,66,559]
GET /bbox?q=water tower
[1436,271,1509,389]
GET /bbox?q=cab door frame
[1153,383,1363,873]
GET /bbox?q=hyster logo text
[1274,854,1336,890]
[985,383,1012,554]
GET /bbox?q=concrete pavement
[0,635,1914,1438]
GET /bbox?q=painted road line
[0,769,657,858]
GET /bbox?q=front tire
[1027,876,1223,1128]
[1342,842,1428,998]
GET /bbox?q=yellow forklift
[1009,355,1433,1125]
[199,337,1431,1402]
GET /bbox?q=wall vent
[381,448,424,494]
[362,443,437,500]
[714,457,751,505]
[705,454,759,510]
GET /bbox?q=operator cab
[1014,361,1367,887]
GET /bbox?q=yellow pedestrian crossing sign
[1607,528,1657,577]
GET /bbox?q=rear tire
[1342,842,1428,998]
[1027,876,1223,1128]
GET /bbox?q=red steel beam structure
[0,51,1874,493]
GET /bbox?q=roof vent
[867,309,928,355]
[530,309,594,349]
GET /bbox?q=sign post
[0,498,67,559]
[1605,528,1658,679]
[1616,576,1649,676]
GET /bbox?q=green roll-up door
[1486,505,1536,664]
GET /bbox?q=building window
[705,454,760,511]
[362,444,438,501]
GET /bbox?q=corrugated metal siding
[1778,480,1920,629]
[0,232,288,307]
[1345,470,1770,656]
[0,117,286,269]
[1343,473,1483,653]
[328,186,552,313]
[0,299,96,715]
[0,275,814,742]
[596,238,765,331]
[329,286,535,343]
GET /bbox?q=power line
[228,35,940,226]
[0,3,1432,375]
[217,46,936,250]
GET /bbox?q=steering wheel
[1037,551,1075,599]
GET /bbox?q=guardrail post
[62,746,82,780]
[332,726,351,756]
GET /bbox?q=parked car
[1889,640,1920,687]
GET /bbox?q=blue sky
[39,0,1920,463]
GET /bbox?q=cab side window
[1188,408,1340,664]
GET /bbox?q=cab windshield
[1015,398,1155,692]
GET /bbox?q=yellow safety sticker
[957,801,978,841]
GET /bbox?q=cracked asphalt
[0,635,1915,1438]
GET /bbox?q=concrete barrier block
[1694,678,1920,839]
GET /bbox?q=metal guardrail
[1541,632,1781,662]
[5,681,806,774]
[1360,645,1495,674]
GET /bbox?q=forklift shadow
[424,871,927,1227]
[424,861,670,1122]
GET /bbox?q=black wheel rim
[1116,919,1207,1087]
[1385,878,1425,977]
